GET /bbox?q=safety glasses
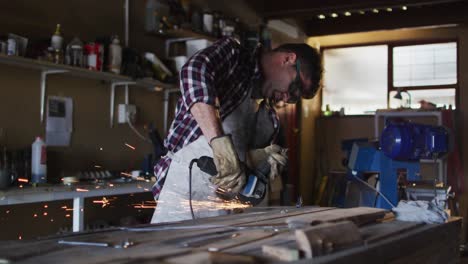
[287,60,302,104]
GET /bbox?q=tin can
[7,38,16,56]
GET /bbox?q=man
[151,37,322,223]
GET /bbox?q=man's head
[260,43,323,104]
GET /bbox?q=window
[322,41,458,114]
[322,45,388,115]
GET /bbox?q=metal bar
[125,85,129,105]
[40,69,68,123]
[124,0,129,47]
[163,90,170,133]
[110,85,115,128]
[73,197,84,232]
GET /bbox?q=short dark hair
[273,43,323,99]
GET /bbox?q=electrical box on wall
[118,104,137,124]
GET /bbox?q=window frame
[321,38,459,112]
[387,39,459,108]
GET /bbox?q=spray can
[108,36,122,74]
[31,137,47,184]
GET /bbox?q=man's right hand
[210,135,246,193]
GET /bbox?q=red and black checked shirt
[152,37,279,199]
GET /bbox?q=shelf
[147,28,217,42]
[0,54,179,127]
[0,54,177,91]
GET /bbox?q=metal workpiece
[58,238,134,249]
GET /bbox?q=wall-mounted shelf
[0,54,179,127]
[147,28,217,42]
[0,54,175,91]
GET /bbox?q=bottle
[51,24,64,50]
[7,38,16,56]
[31,137,47,184]
[108,36,122,74]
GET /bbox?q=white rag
[392,200,448,224]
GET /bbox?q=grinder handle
[196,156,218,176]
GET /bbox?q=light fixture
[331,13,338,18]
[318,14,326,19]
[386,8,393,12]
[344,11,352,16]
[372,8,379,13]
[402,6,408,10]
[393,88,412,107]
[359,10,365,15]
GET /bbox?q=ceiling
[247,0,468,36]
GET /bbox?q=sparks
[133,201,156,209]
[92,197,114,208]
[121,172,132,177]
[124,143,136,150]
[18,178,28,183]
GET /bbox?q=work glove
[210,135,246,194]
[247,144,288,181]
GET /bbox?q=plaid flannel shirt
[152,37,279,199]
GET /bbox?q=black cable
[188,158,198,220]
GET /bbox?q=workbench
[0,207,460,263]
[0,180,153,232]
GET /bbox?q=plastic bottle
[51,24,63,50]
[31,137,47,184]
[108,36,122,74]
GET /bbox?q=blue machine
[347,121,449,209]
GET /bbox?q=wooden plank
[295,221,362,258]
[238,207,387,228]
[262,245,300,261]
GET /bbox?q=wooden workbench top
[0,207,461,264]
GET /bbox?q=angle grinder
[195,156,269,206]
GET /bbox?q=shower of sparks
[133,200,156,209]
[18,178,28,183]
[124,143,136,150]
[76,188,89,192]
[121,172,132,177]
[92,197,116,208]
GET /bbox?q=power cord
[188,156,218,220]
[126,112,151,143]
[188,158,198,220]
[351,172,396,208]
